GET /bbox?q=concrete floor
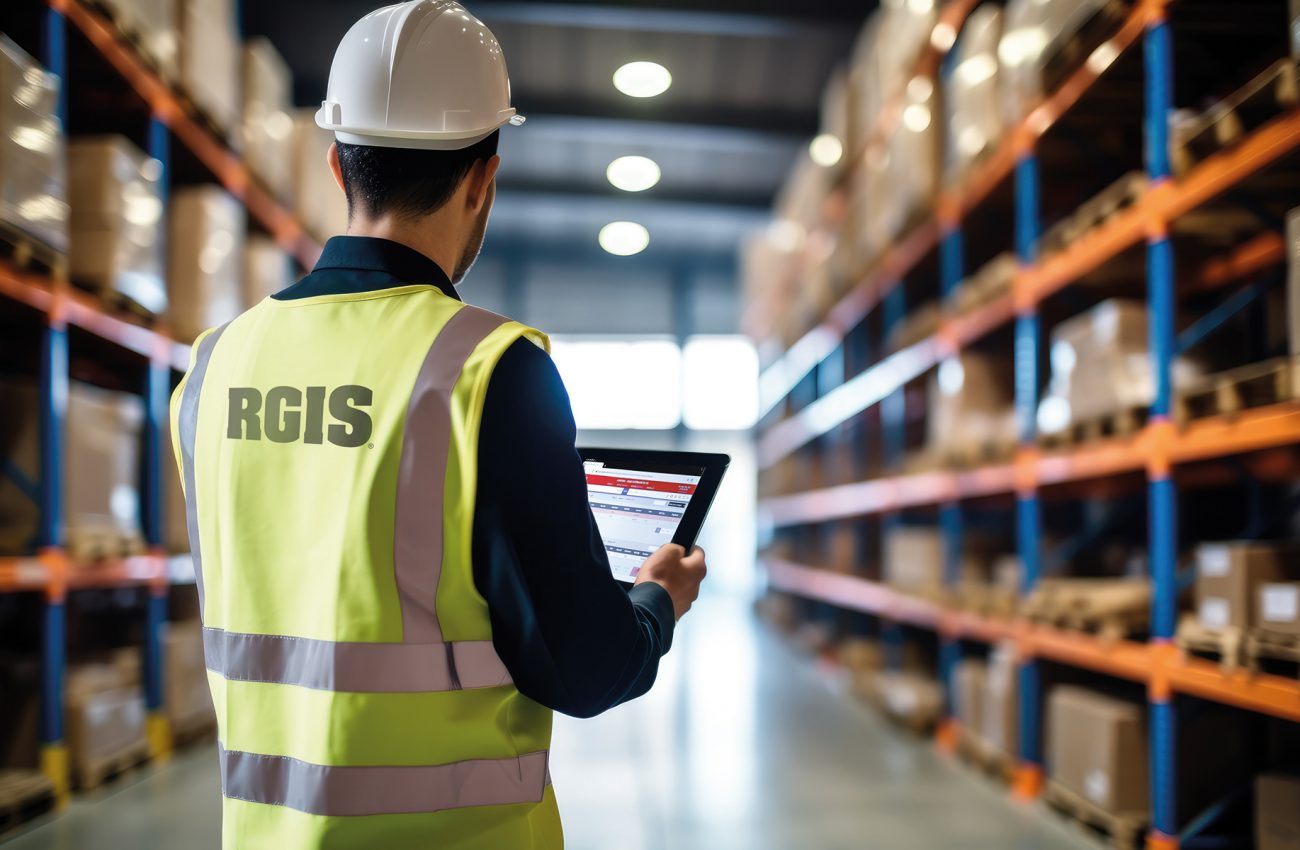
[2,597,1097,850]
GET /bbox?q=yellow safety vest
[170,285,562,850]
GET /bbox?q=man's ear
[327,142,345,194]
[465,154,501,213]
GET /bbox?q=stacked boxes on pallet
[1193,542,1297,634]
[168,186,246,342]
[1046,686,1149,818]
[67,136,167,316]
[0,36,67,255]
[928,352,1015,463]
[980,644,1017,765]
[65,662,147,790]
[100,0,178,81]
[178,0,241,138]
[65,384,146,560]
[883,526,943,598]
[943,6,1004,186]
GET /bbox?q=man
[170,2,707,848]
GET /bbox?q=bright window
[683,336,759,430]
[550,338,682,430]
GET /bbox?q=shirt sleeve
[471,338,676,718]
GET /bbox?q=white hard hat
[316,0,525,150]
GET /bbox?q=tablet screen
[583,460,704,582]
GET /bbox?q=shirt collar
[289,236,459,300]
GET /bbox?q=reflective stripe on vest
[219,746,551,817]
[177,323,229,618]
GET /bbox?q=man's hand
[634,544,707,621]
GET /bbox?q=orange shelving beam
[764,559,1300,723]
[0,553,166,593]
[52,0,323,271]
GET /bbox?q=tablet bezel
[579,447,731,585]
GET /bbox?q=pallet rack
[0,0,323,805]
[753,1,1300,848]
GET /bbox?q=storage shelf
[756,0,1160,416]
[0,262,191,370]
[50,0,323,271]
[760,402,1300,525]
[0,552,196,594]
[764,558,1300,724]
[758,106,1300,468]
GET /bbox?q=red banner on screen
[586,474,698,495]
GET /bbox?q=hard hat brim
[317,108,525,151]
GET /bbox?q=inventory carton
[1257,773,1300,850]
[981,642,1018,759]
[1046,686,1148,816]
[1195,542,1296,633]
[65,664,146,788]
[242,39,294,200]
[168,186,246,342]
[244,236,293,305]
[178,0,240,137]
[883,526,943,593]
[67,136,167,315]
[66,383,144,555]
[1257,583,1300,636]
[952,659,986,735]
[928,351,1014,459]
[0,37,68,254]
[163,620,215,737]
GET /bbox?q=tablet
[581,448,730,584]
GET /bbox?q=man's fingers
[684,546,707,570]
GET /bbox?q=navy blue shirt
[274,236,676,717]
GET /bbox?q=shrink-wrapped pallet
[980,643,1018,760]
[242,39,294,201]
[178,0,240,137]
[944,5,1004,185]
[292,109,349,241]
[66,383,145,558]
[101,0,178,80]
[65,664,147,789]
[0,36,68,255]
[67,136,167,315]
[888,72,940,231]
[999,0,1118,128]
[168,186,245,341]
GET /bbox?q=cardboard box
[66,383,145,550]
[944,5,1004,185]
[0,379,41,554]
[163,620,215,735]
[178,0,240,137]
[293,109,349,241]
[981,642,1018,758]
[1258,582,1300,636]
[1047,686,1148,816]
[65,664,146,787]
[242,39,294,200]
[1257,773,1300,850]
[952,659,987,733]
[0,36,68,254]
[883,526,943,593]
[244,235,292,305]
[1195,542,1296,633]
[68,136,167,314]
[928,351,1013,457]
[168,186,246,342]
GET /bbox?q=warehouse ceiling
[243,0,870,264]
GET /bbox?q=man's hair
[336,131,500,220]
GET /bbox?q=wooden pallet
[1042,779,1147,850]
[1039,406,1148,449]
[0,770,55,836]
[1174,357,1300,423]
[74,739,149,792]
[1022,579,1150,641]
[1040,172,1149,258]
[956,732,1015,782]
[940,438,1018,469]
[0,218,68,281]
[1245,629,1300,677]
[66,527,147,564]
[1175,616,1300,676]
[1172,59,1300,176]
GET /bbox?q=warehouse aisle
[3,596,1096,850]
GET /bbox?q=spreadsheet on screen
[583,461,702,580]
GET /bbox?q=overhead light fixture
[808,134,843,168]
[613,61,672,98]
[606,155,661,192]
[599,221,650,256]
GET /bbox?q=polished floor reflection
[3,596,1096,850]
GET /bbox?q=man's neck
[346,214,458,283]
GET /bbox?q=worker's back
[171,284,563,850]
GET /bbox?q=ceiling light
[808,134,843,168]
[599,221,650,256]
[606,155,661,192]
[613,61,672,98]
